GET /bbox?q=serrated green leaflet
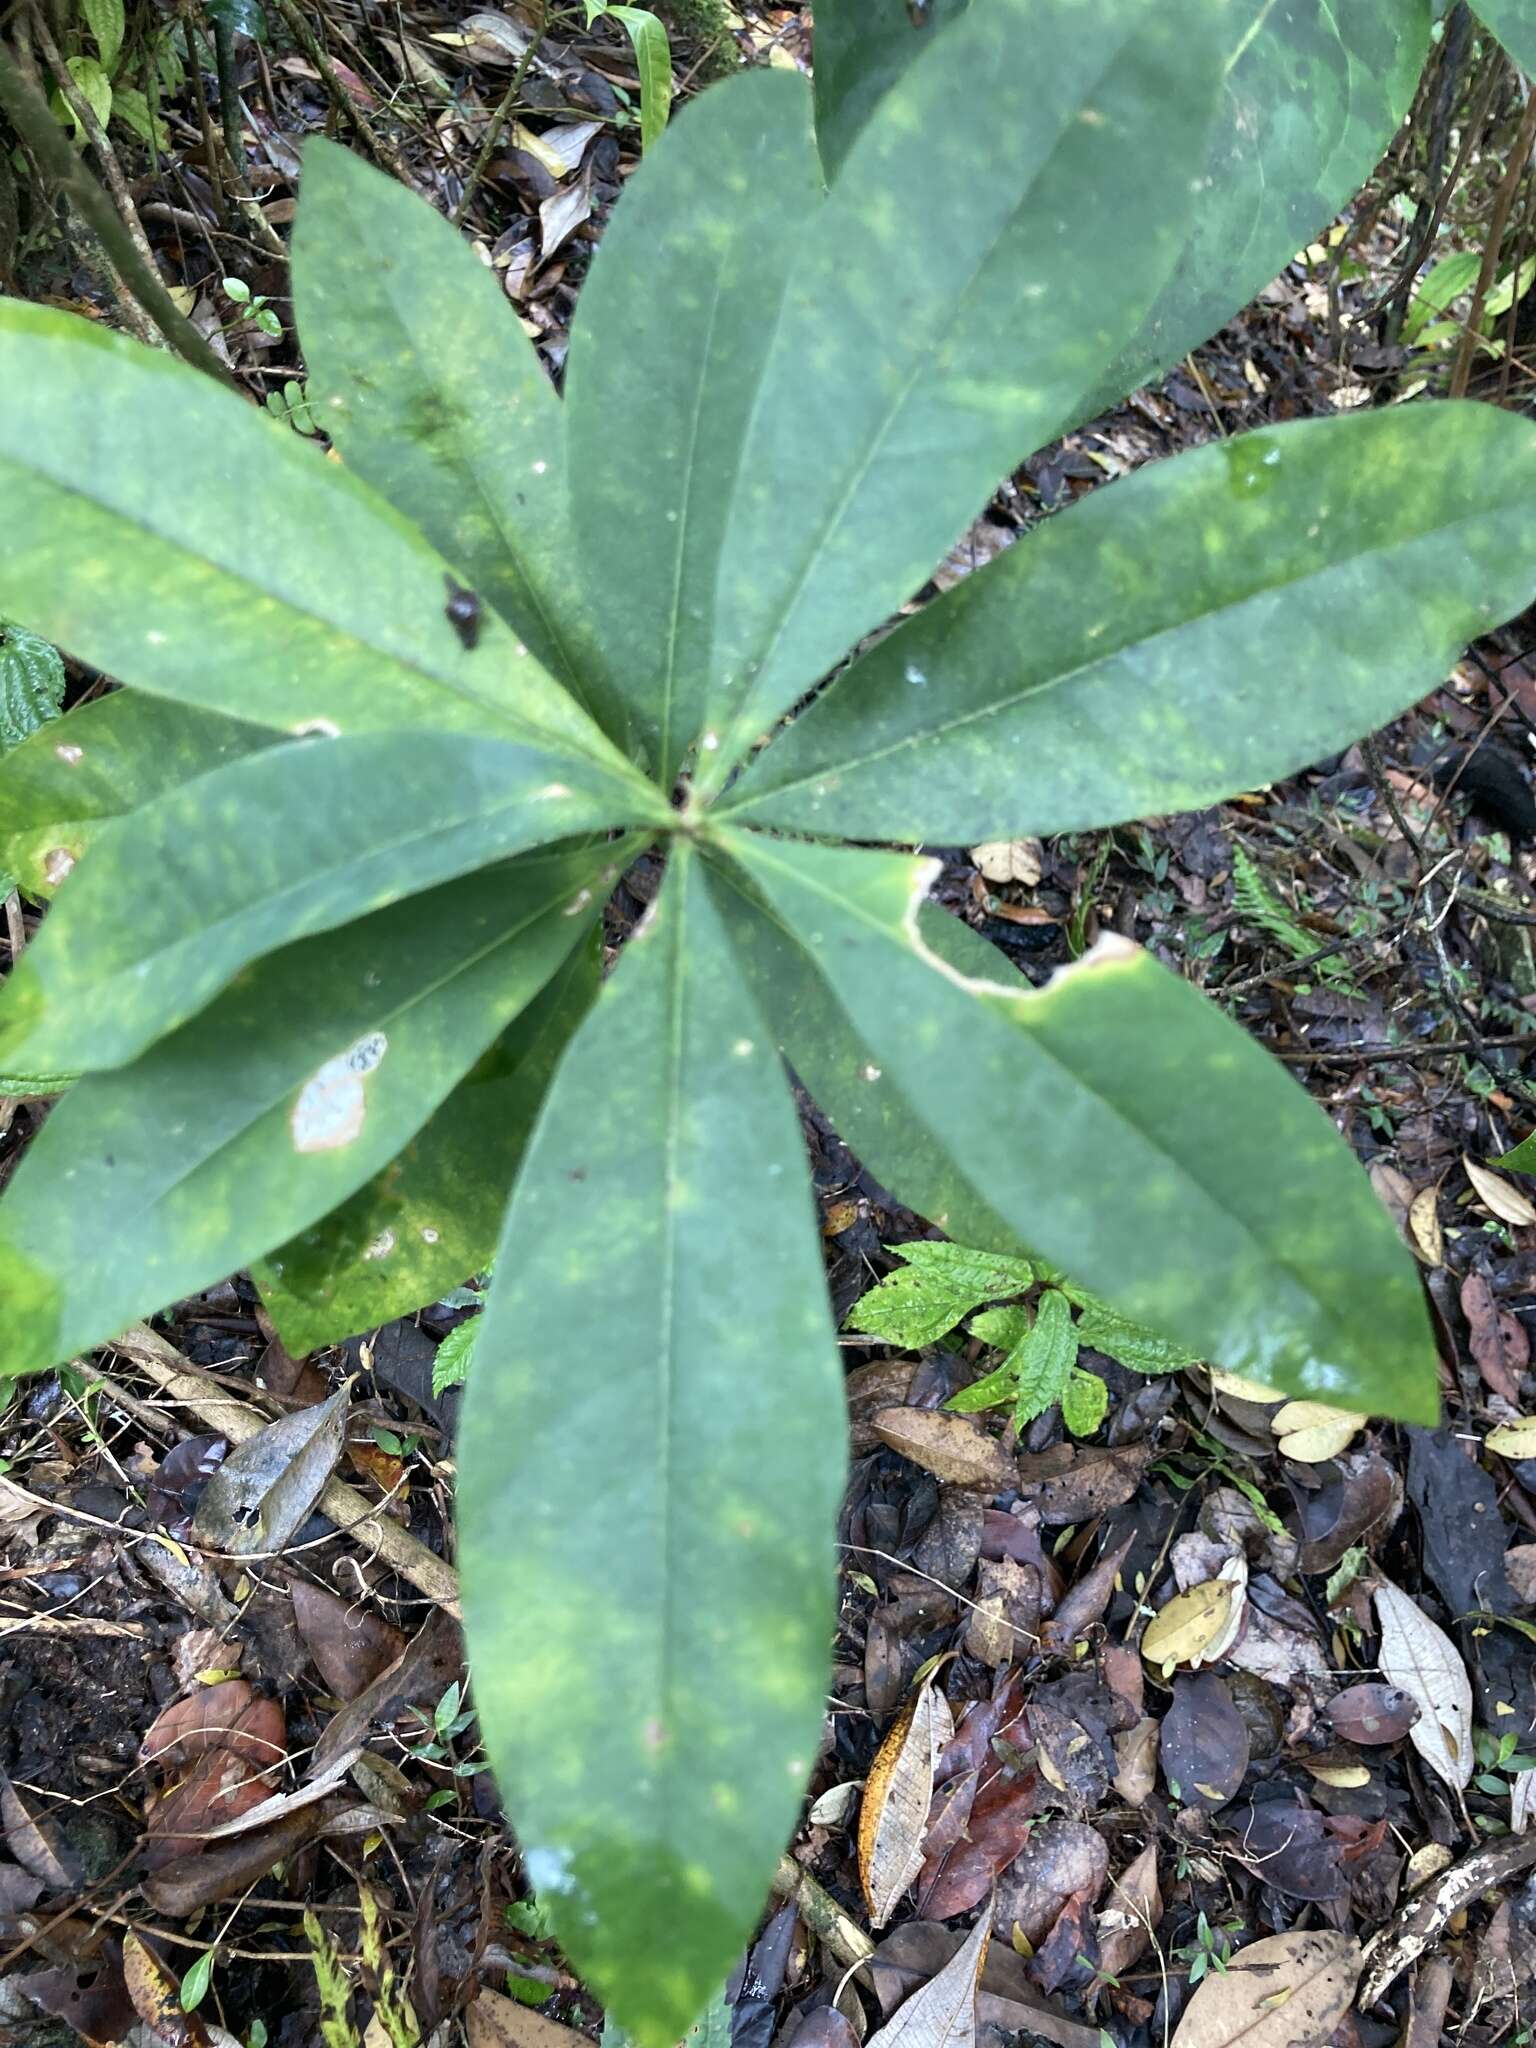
[0,692,273,899]
[459,847,844,2046]
[0,846,615,1381]
[0,301,621,761]
[0,622,65,755]
[845,1240,1034,1347]
[1062,1368,1109,1436]
[564,70,823,778]
[692,0,1232,788]
[1074,1297,1200,1374]
[291,141,623,739]
[718,829,1435,1418]
[429,1313,480,1395]
[256,935,600,1351]
[725,405,1536,840]
[1000,1288,1078,1426]
[0,732,661,1075]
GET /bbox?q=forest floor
[3,7,1536,2048]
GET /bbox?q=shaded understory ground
[4,6,1536,2046]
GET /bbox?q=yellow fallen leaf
[857,1674,953,1929]
[1142,1578,1234,1674]
[1465,1155,1536,1228]
[1487,1417,1536,1459]
[1304,1763,1371,1789]
[1272,1400,1362,1464]
[1408,1185,1444,1266]
[1207,1369,1283,1405]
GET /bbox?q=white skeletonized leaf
[857,1676,954,1929]
[1373,1580,1473,1791]
[865,1901,989,2048]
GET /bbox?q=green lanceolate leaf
[600,8,673,151]
[0,731,661,1075]
[0,692,274,898]
[844,1240,1034,1347]
[718,830,1436,1419]
[0,301,622,763]
[809,0,972,179]
[712,871,1022,1254]
[1072,1296,1201,1374]
[1080,0,1429,416]
[291,141,624,739]
[459,845,845,2046]
[1472,4,1536,76]
[1495,1131,1536,1175]
[726,405,1536,841]
[0,845,617,1379]
[692,0,1231,787]
[564,70,823,778]
[255,933,600,1351]
[0,622,65,754]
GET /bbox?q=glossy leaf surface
[727,405,1536,840]
[719,830,1435,1418]
[564,70,823,776]
[459,848,845,2045]
[0,692,274,899]
[0,732,660,1075]
[0,847,615,1380]
[256,931,601,1351]
[291,140,622,737]
[0,301,616,760]
[810,0,971,178]
[694,0,1230,784]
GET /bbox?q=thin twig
[452,28,545,226]
[268,0,410,184]
[1451,78,1536,398]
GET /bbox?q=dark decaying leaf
[2,1768,84,1889]
[1029,1887,1097,1997]
[191,1387,349,1557]
[920,1769,1040,1923]
[1159,1674,1249,1812]
[1326,1682,1421,1746]
[1459,1270,1527,1403]
[786,2013,859,2048]
[290,1579,407,1702]
[991,1818,1109,1947]
[1014,1442,1154,1525]
[1224,1796,1346,1900]
[140,1806,330,1916]
[870,1922,1101,2048]
[963,1556,1040,1666]
[1294,1454,1398,1576]
[144,1434,228,1534]
[1406,1427,1516,1617]
[865,1906,989,2048]
[1040,1532,1131,1653]
[1028,1703,1110,1818]
[19,1947,136,2048]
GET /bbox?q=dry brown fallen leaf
[1094,1842,1160,1993]
[466,1989,589,2048]
[1373,1581,1473,1791]
[873,1408,1016,1492]
[971,839,1043,887]
[866,1902,989,2048]
[1170,1928,1361,2048]
[1464,1155,1536,1227]
[859,1675,956,1929]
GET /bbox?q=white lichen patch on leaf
[291,1031,387,1154]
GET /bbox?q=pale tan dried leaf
[867,1902,989,2048]
[1374,1581,1473,1791]
[970,840,1043,887]
[1111,1717,1159,1806]
[809,1781,862,1828]
[1095,1842,1160,1986]
[1194,1556,1248,1668]
[1170,1929,1360,2048]
[1272,1401,1362,1465]
[1486,1417,1536,1459]
[1408,1186,1444,1266]
[1512,1767,1536,1834]
[466,1991,589,2048]
[858,1678,956,1928]
[1464,1156,1536,1227]
[873,1408,1016,1492]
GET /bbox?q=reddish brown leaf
[1040,1535,1132,1655]
[291,1581,407,1702]
[140,1808,328,1915]
[139,1681,285,1770]
[141,1746,283,1870]
[1326,1683,1421,1747]
[1030,1889,1096,1997]
[1224,1797,1346,1900]
[922,1772,1041,1922]
[1459,1271,1528,1403]
[20,1947,136,2048]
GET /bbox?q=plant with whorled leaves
[6,0,1536,2035]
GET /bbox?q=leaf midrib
[724,484,1518,816]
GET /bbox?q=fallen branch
[1358,1827,1536,2007]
